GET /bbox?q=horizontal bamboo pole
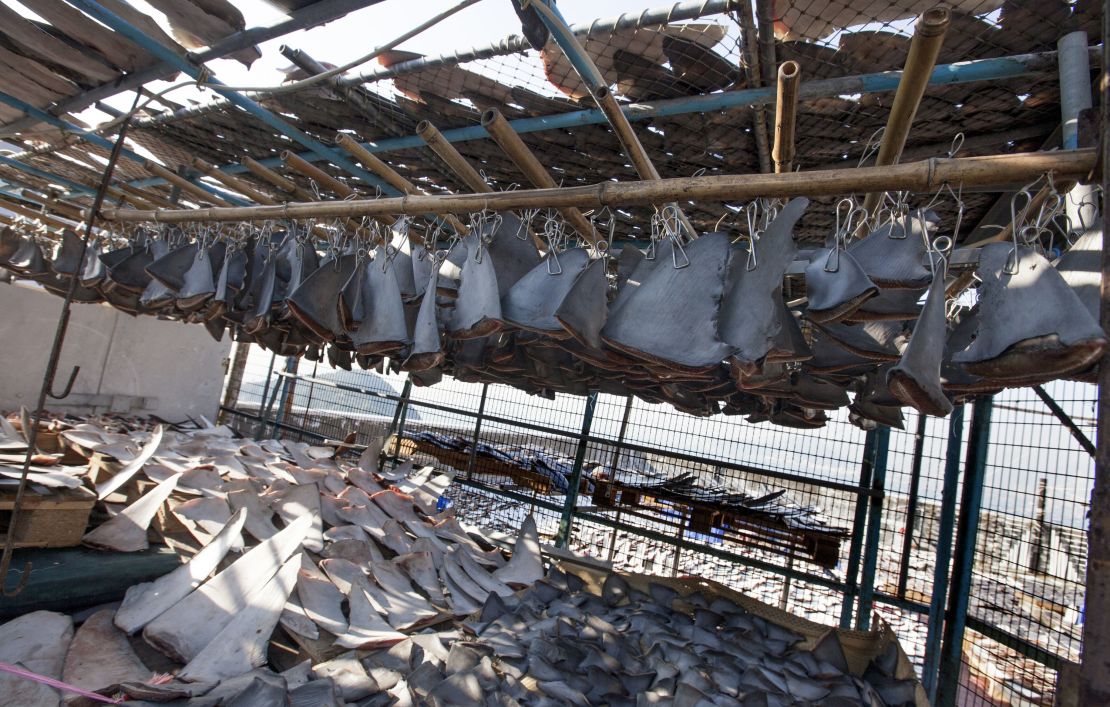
[22,190,85,222]
[95,149,1096,224]
[862,6,950,215]
[283,150,355,199]
[772,61,800,174]
[334,133,470,235]
[117,183,175,210]
[481,109,601,246]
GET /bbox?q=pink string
[0,660,123,704]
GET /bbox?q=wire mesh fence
[221,344,1096,704]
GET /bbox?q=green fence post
[466,384,489,481]
[856,425,890,630]
[936,396,993,707]
[555,392,597,548]
[922,403,967,699]
[389,377,414,462]
[897,413,929,598]
[840,428,878,628]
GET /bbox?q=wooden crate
[0,486,95,548]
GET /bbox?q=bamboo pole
[282,151,356,199]
[94,149,1096,223]
[524,0,697,237]
[333,133,470,235]
[0,198,73,230]
[21,190,86,222]
[416,120,491,193]
[417,120,546,249]
[144,160,233,207]
[193,157,333,239]
[281,150,392,233]
[481,109,602,246]
[117,183,176,210]
[773,61,800,174]
[244,155,364,233]
[862,6,951,215]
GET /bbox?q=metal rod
[606,395,635,563]
[390,379,414,463]
[1080,9,1110,697]
[862,6,951,216]
[465,383,488,481]
[840,429,878,628]
[732,2,772,174]
[527,0,697,237]
[856,426,889,630]
[922,404,967,700]
[1059,31,1099,234]
[480,108,601,246]
[270,357,299,437]
[936,396,993,707]
[1033,384,1097,457]
[755,0,776,88]
[897,413,929,598]
[96,149,1097,223]
[555,391,597,548]
[0,89,138,596]
[772,61,800,174]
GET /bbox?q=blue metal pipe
[0,92,249,206]
[0,155,92,194]
[936,396,994,707]
[922,404,967,700]
[66,0,401,200]
[856,425,890,631]
[529,0,607,90]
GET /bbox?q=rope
[0,661,124,704]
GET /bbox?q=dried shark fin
[804,245,878,323]
[602,233,732,371]
[449,236,503,339]
[96,424,164,500]
[493,513,544,587]
[50,228,84,275]
[502,248,591,335]
[178,554,301,683]
[353,247,410,355]
[888,264,954,416]
[243,252,278,335]
[816,320,905,362]
[338,255,368,332]
[177,243,219,311]
[485,211,542,296]
[115,508,247,634]
[1054,226,1102,321]
[139,238,175,310]
[404,265,445,372]
[555,256,609,350]
[953,243,1108,383]
[846,210,935,288]
[144,241,196,292]
[765,296,812,365]
[82,472,181,552]
[719,198,808,376]
[287,253,357,342]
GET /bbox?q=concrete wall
[0,281,231,421]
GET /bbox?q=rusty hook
[47,365,79,400]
